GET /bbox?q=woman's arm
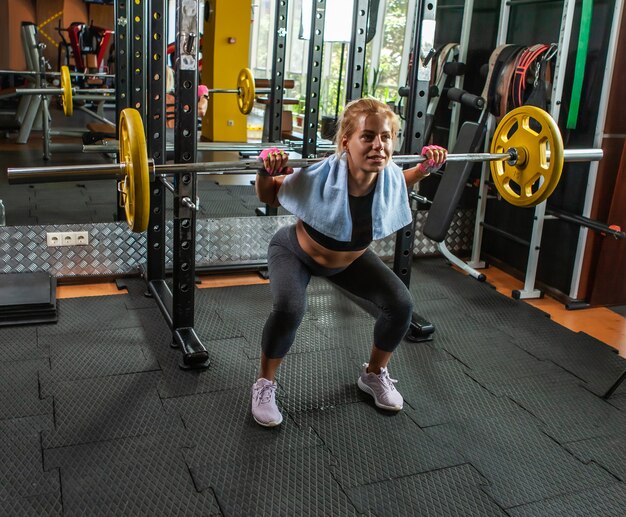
[255,175,286,207]
[255,148,291,207]
[403,165,433,188]
[403,145,447,188]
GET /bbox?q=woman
[252,98,447,427]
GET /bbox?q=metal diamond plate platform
[0,209,475,278]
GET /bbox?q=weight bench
[422,119,487,280]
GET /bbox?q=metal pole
[171,0,208,369]
[345,0,370,102]
[266,0,289,143]
[302,0,327,158]
[146,0,168,286]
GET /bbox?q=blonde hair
[335,97,400,154]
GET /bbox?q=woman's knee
[383,290,414,324]
[271,301,307,326]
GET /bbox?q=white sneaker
[251,378,283,427]
[357,363,404,411]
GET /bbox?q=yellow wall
[201,0,251,142]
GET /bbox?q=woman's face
[342,113,394,175]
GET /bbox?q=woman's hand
[197,85,209,119]
[258,148,293,176]
[418,145,447,176]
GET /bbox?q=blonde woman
[252,98,447,427]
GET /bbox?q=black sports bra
[302,189,374,252]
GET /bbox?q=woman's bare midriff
[295,220,367,269]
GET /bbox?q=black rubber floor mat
[415,297,496,340]
[439,327,569,383]
[196,193,256,217]
[565,434,626,481]
[534,333,626,396]
[398,360,524,427]
[188,445,360,516]
[306,286,373,326]
[408,280,454,303]
[193,303,245,342]
[311,319,377,354]
[133,307,178,362]
[424,412,616,508]
[0,492,63,517]
[276,348,364,412]
[0,326,48,363]
[44,432,220,516]
[295,402,464,488]
[507,482,626,517]
[42,371,184,449]
[198,282,271,316]
[483,372,626,443]
[38,327,160,395]
[0,416,60,506]
[37,295,143,337]
[236,314,345,360]
[2,256,624,515]
[0,359,52,419]
[116,277,158,310]
[346,463,507,516]
[169,389,321,477]
[156,337,258,399]
[609,392,626,410]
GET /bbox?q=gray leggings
[262,224,414,359]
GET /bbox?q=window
[249,0,412,119]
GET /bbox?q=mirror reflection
[0,0,433,227]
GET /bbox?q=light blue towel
[277,153,412,241]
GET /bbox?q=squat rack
[106,0,474,366]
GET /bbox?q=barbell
[7,105,603,233]
[6,66,268,117]
[8,65,115,117]
[197,67,270,115]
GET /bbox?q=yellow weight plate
[236,67,256,115]
[490,106,564,207]
[118,109,150,232]
[60,65,73,117]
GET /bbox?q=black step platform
[0,271,57,326]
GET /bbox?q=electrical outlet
[63,233,76,246]
[74,231,89,245]
[46,232,64,247]
[227,119,235,126]
[46,231,90,247]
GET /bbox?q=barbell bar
[0,69,115,79]
[6,66,115,117]
[200,68,270,114]
[80,141,341,154]
[6,149,601,183]
[6,105,604,233]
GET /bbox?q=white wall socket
[74,231,89,245]
[46,231,90,247]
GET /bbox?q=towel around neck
[277,153,412,242]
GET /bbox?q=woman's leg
[253,228,313,427]
[328,250,413,410]
[259,231,312,380]
[329,249,414,360]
